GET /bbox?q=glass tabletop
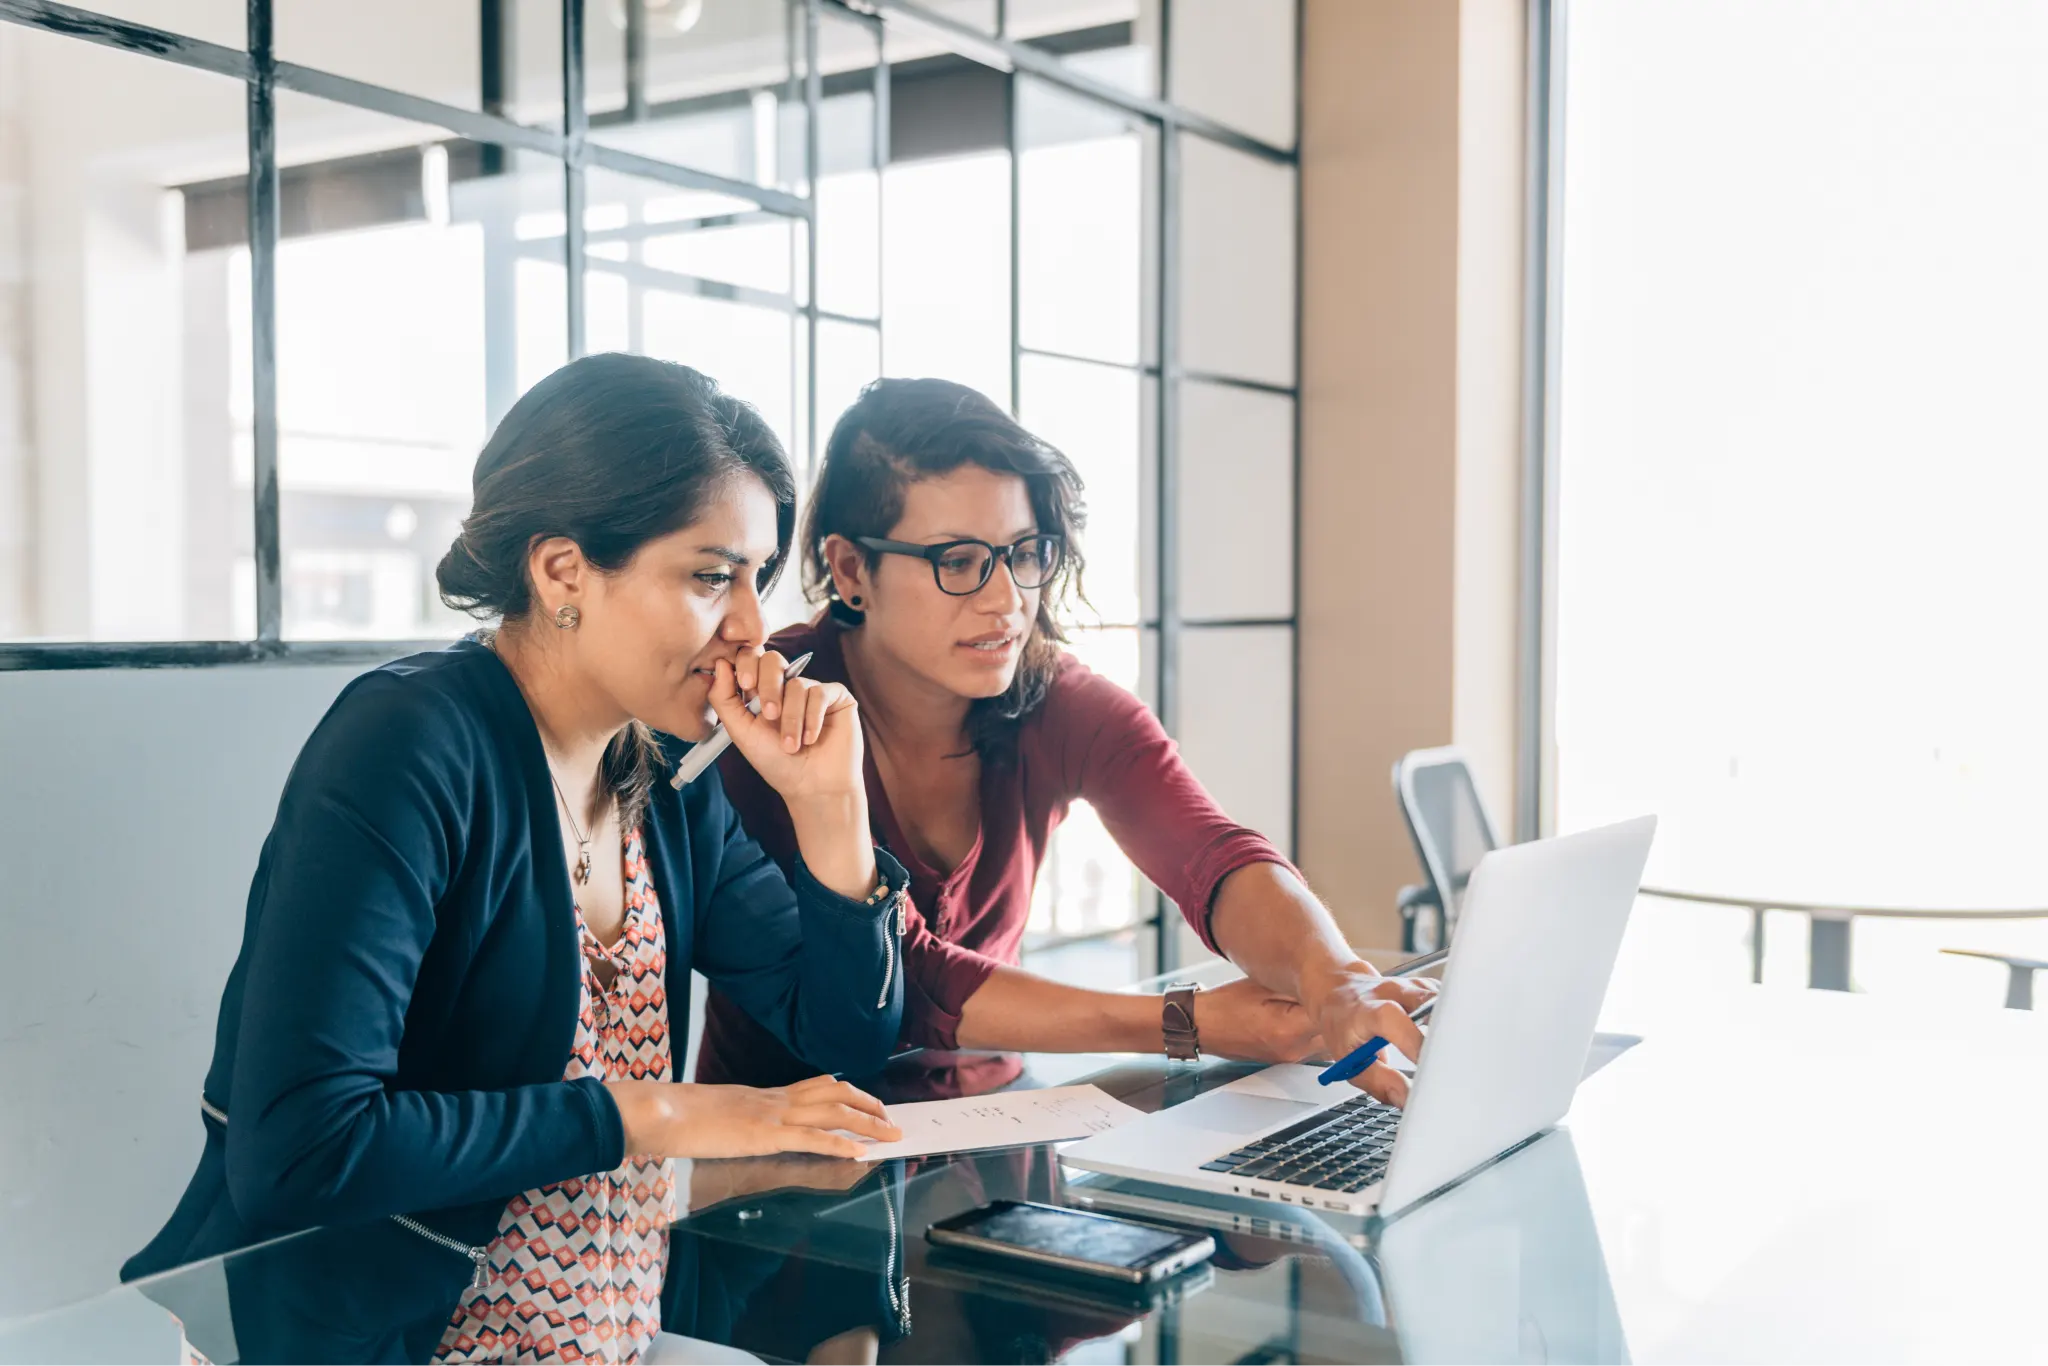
[7,986,2047,1364]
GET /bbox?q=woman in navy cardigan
[125,355,911,1360]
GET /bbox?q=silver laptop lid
[1379,816,1656,1214]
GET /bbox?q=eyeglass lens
[935,536,1061,594]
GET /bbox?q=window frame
[0,0,1304,978]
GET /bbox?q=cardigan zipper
[391,1213,492,1291]
[877,889,906,1009]
[198,1095,491,1290]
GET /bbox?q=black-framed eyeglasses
[857,534,1065,596]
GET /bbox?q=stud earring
[848,595,863,609]
[553,604,581,630]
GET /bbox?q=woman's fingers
[755,650,788,722]
[1353,1060,1411,1108]
[779,677,811,751]
[1364,998,1427,1062]
[787,1077,895,1126]
[707,658,749,729]
[1345,999,1425,1108]
[774,1127,869,1160]
[733,643,767,696]
[787,1102,901,1143]
[802,681,831,747]
[1370,974,1439,1012]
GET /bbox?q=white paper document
[856,1084,1144,1162]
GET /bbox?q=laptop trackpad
[1185,1092,1322,1136]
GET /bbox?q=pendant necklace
[549,769,597,886]
[480,629,602,887]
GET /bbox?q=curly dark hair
[803,377,1088,761]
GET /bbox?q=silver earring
[553,604,580,630]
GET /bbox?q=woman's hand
[1311,972,1436,1108]
[713,651,864,807]
[713,652,879,899]
[1193,978,1324,1063]
[606,1075,902,1160]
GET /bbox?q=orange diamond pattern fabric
[436,829,676,1363]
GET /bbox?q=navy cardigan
[125,638,907,1293]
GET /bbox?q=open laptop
[1062,816,1656,1220]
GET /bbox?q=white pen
[671,651,815,788]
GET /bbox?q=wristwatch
[1162,981,1202,1062]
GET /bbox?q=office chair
[1391,747,1503,955]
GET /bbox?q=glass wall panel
[1006,0,1159,100]
[585,166,797,299]
[1178,133,1296,387]
[814,318,882,454]
[587,0,799,190]
[1017,355,1145,627]
[0,30,250,642]
[1017,76,1153,367]
[809,8,882,321]
[277,0,565,129]
[882,150,1012,407]
[272,93,564,640]
[1027,624,1150,950]
[1178,623,1294,852]
[1178,380,1294,622]
[1167,0,1298,149]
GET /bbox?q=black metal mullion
[871,10,890,379]
[1179,367,1297,399]
[581,142,811,218]
[1519,0,1566,843]
[1151,4,1180,978]
[624,0,647,123]
[246,0,281,643]
[1289,0,1305,866]
[272,62,561,156]
[0,1,251,78]
[563,0,587,359]
[0,641,422,671]
[480,0,519,423]
[1007,69,1023,414]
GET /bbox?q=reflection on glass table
[8,988,2047,1364]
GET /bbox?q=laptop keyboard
[1197,1096,1402,1193]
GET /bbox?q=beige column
[1298,0,1528,947]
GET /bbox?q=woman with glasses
[696,378,1432,1105]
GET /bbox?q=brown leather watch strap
[1162,982,1202,1061]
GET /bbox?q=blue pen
[1317,996,1436,1086]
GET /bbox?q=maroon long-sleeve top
[694,615,1292,1085]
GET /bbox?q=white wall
[0,25,31,637]
[0,663,360,1317]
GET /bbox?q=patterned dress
[437,829,676,1363]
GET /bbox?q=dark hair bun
[435,352,796,621]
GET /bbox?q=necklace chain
[482,629,607,887]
